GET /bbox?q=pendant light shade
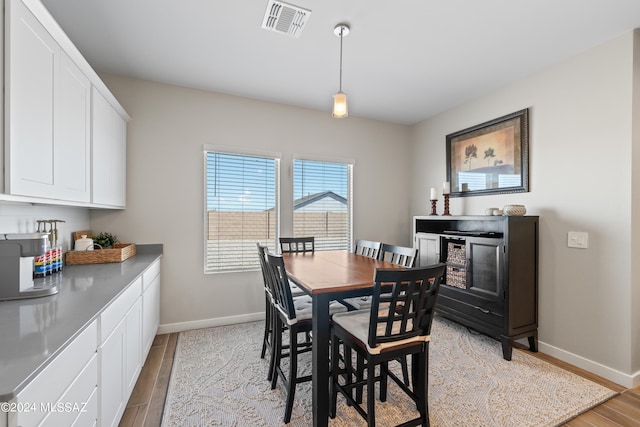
[333,92,348,118]
[332,24,349,118]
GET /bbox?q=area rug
[161,316,616,427]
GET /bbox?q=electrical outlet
[568,231,588,249]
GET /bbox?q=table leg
[311,293,331,427]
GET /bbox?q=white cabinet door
[5,0,91,202]
[99,281,142,427]
[142,271,161,356]
[6,0,57,197]
[124,298,143,397]
[100,317,126,427]
[55,51,91,202]
[92,88,127,207]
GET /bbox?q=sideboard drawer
[437,294,503,329]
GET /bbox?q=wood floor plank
[143,334,178,427]
[164,332,178,359]
[128,346,165,405]
[604,398,640,423]
[131,403,149,427]
[593,403,640,426]
[152,334,169,347]
[119,405,143,427]
[564,410,623,427]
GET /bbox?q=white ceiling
[41,0,640,125]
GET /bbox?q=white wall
[0,204,89,251]
[411,32,638,386]
[632,29,640,381]
[90,75,412,330]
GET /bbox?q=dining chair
[378,243,418,267]
[266,252,348,423]
[329,264,445,427]
[257,243,278,381]
[354,239,382,259]
[278,237,313,296]
[279,236,315,253]
[346,243,418,312]
[356,243,420,389]
[343,239,383,311]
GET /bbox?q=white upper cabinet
[3,0,128,206]
[54,51,91,202]
[5,0,58,198]
[92,87,127,207]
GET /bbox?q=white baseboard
[158,312,265,334]
[538,340,639,388]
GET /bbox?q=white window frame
[203,145,280,273]
[292,155,354,251]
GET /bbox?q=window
[293,159,353,251]
[205,150,279,273]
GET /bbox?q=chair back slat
[379,243,418,267]
[354,239,382,259]
[257,243,270,289]
[368,264,445,348]
[266,253,297,321]
[280,237,315,253]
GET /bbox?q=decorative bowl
[503,204,526,216]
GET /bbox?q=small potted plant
[94,232,118,249]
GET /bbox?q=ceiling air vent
[261,0,311,38]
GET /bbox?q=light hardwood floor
[118,333,178,427]
[118,333,640,427]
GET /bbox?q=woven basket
[503,204,527,216]
[446,265,466,289]
[66,232,136,265]
[446,242,466,265]
[66,243,136,265]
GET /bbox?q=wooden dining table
[281,250,403,427]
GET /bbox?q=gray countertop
[0,244,163,402]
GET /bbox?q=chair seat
[290,282,306,297]
[276,294,347,325]
[342,296,372,310]
[332,309,429,355]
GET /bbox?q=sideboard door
[467,237,504,302]
[415,232,440,267]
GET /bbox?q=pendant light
[332,23,350,118]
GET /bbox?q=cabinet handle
[474,306,490,314]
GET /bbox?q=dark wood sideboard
[413,215,539,360]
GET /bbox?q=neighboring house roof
[294,191,347,210]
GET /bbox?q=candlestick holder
[430,199,438,216]
[443,194,451,216]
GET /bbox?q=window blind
[293,159,352,251]
[205,151,279,273]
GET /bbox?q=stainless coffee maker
[0,233,59,300]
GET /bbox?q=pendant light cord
[338,27,343,92]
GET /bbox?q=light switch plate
[568,231,588,249]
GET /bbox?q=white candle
[430,187,437,200]
[443,181,450,195]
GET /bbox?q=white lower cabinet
[99,278,142,427]
[8,320,98,427]
[142,260,161,356]
[2,258,160,427]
